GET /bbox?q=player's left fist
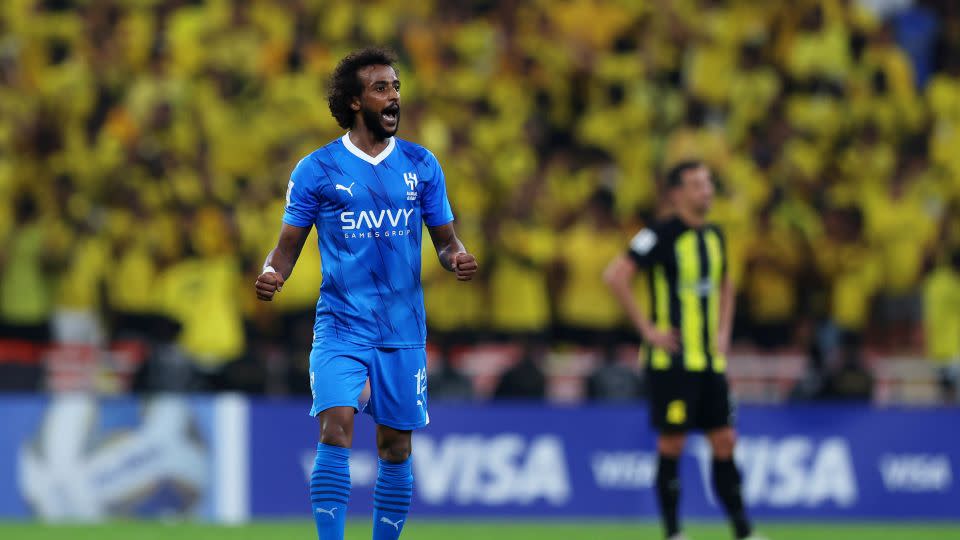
[453,252,478,281]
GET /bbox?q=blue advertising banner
[0,394,224,521]
[3,397,958,521]
[248,402,960,520]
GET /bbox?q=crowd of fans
[0,0,958,399]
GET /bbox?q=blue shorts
[308,338,429,430]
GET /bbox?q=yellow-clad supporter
[51,227,109,345]
[781,1,853,83]
[927,59,960,181]
[813,207,882,336]
[489,179,557,339]
[743,205,805,349]
[923,251,960,402]
[849,25,925,137]
[154,206,245,377]
[554,189,628,344]
[0,194,58,342]
[838,124,897,192]
[863,147,942,349]
[727,43,781,145]
[422,220,487,343]
[108,230,160,327]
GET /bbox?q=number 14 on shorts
[414,368,427,396]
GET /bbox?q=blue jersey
[282,134,454,348]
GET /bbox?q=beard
[361,105,399,140]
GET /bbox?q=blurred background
[0,0,959,535]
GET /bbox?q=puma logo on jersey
[335,182,355,197]
[315,507,338,518]
[380,516,403,531]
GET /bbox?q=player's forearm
[263,247,297,279]
[718,278,735,343]
[604,256,650,334]
[428,223,465,272]
[610,278,651,334]
[263,224,311,279]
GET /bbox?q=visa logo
[880,454,952,493]
[413,434,571,506]
[693,436,858,508]
[591,451,656,489]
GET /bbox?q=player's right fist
[255,270,285,301]
[453,251,478,281]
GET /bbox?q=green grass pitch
[1,520,958,540]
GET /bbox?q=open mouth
[381,105,399,125]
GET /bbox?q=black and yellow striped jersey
[626,216,728,373]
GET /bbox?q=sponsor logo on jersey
[340,208,415,239]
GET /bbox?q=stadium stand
[0,0,958,403]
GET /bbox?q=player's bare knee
[376,427,412,462]
[317,408,354,448]
[657,433,686,457]
[709,428,736,459]
[378,440,411,462]
[319,423,352,448]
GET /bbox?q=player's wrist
[263,264,278,275]
[442,251,457,272]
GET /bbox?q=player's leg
[702,372,754,540]
[706,427,752,539]
[648,368,696,540]
[656,432,687,540]
[311,407,355,539]
[364,347,428,539]
[307,342,370,540]
[372,424,414,540]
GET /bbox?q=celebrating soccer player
[604,161,765,540]
[255,48,478,540]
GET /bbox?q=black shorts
[646,367,734,433]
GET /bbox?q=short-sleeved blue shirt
[282,134,454,348]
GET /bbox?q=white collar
[341,133,395,166]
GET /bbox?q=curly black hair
[327,47,399,130]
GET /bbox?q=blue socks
[310,443,351,540]
[372,457,413,540]
[309,445,414,540]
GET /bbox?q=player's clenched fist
[255,270,285,301]
[453,252,478,281]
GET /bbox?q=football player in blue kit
[255,48,477,540]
